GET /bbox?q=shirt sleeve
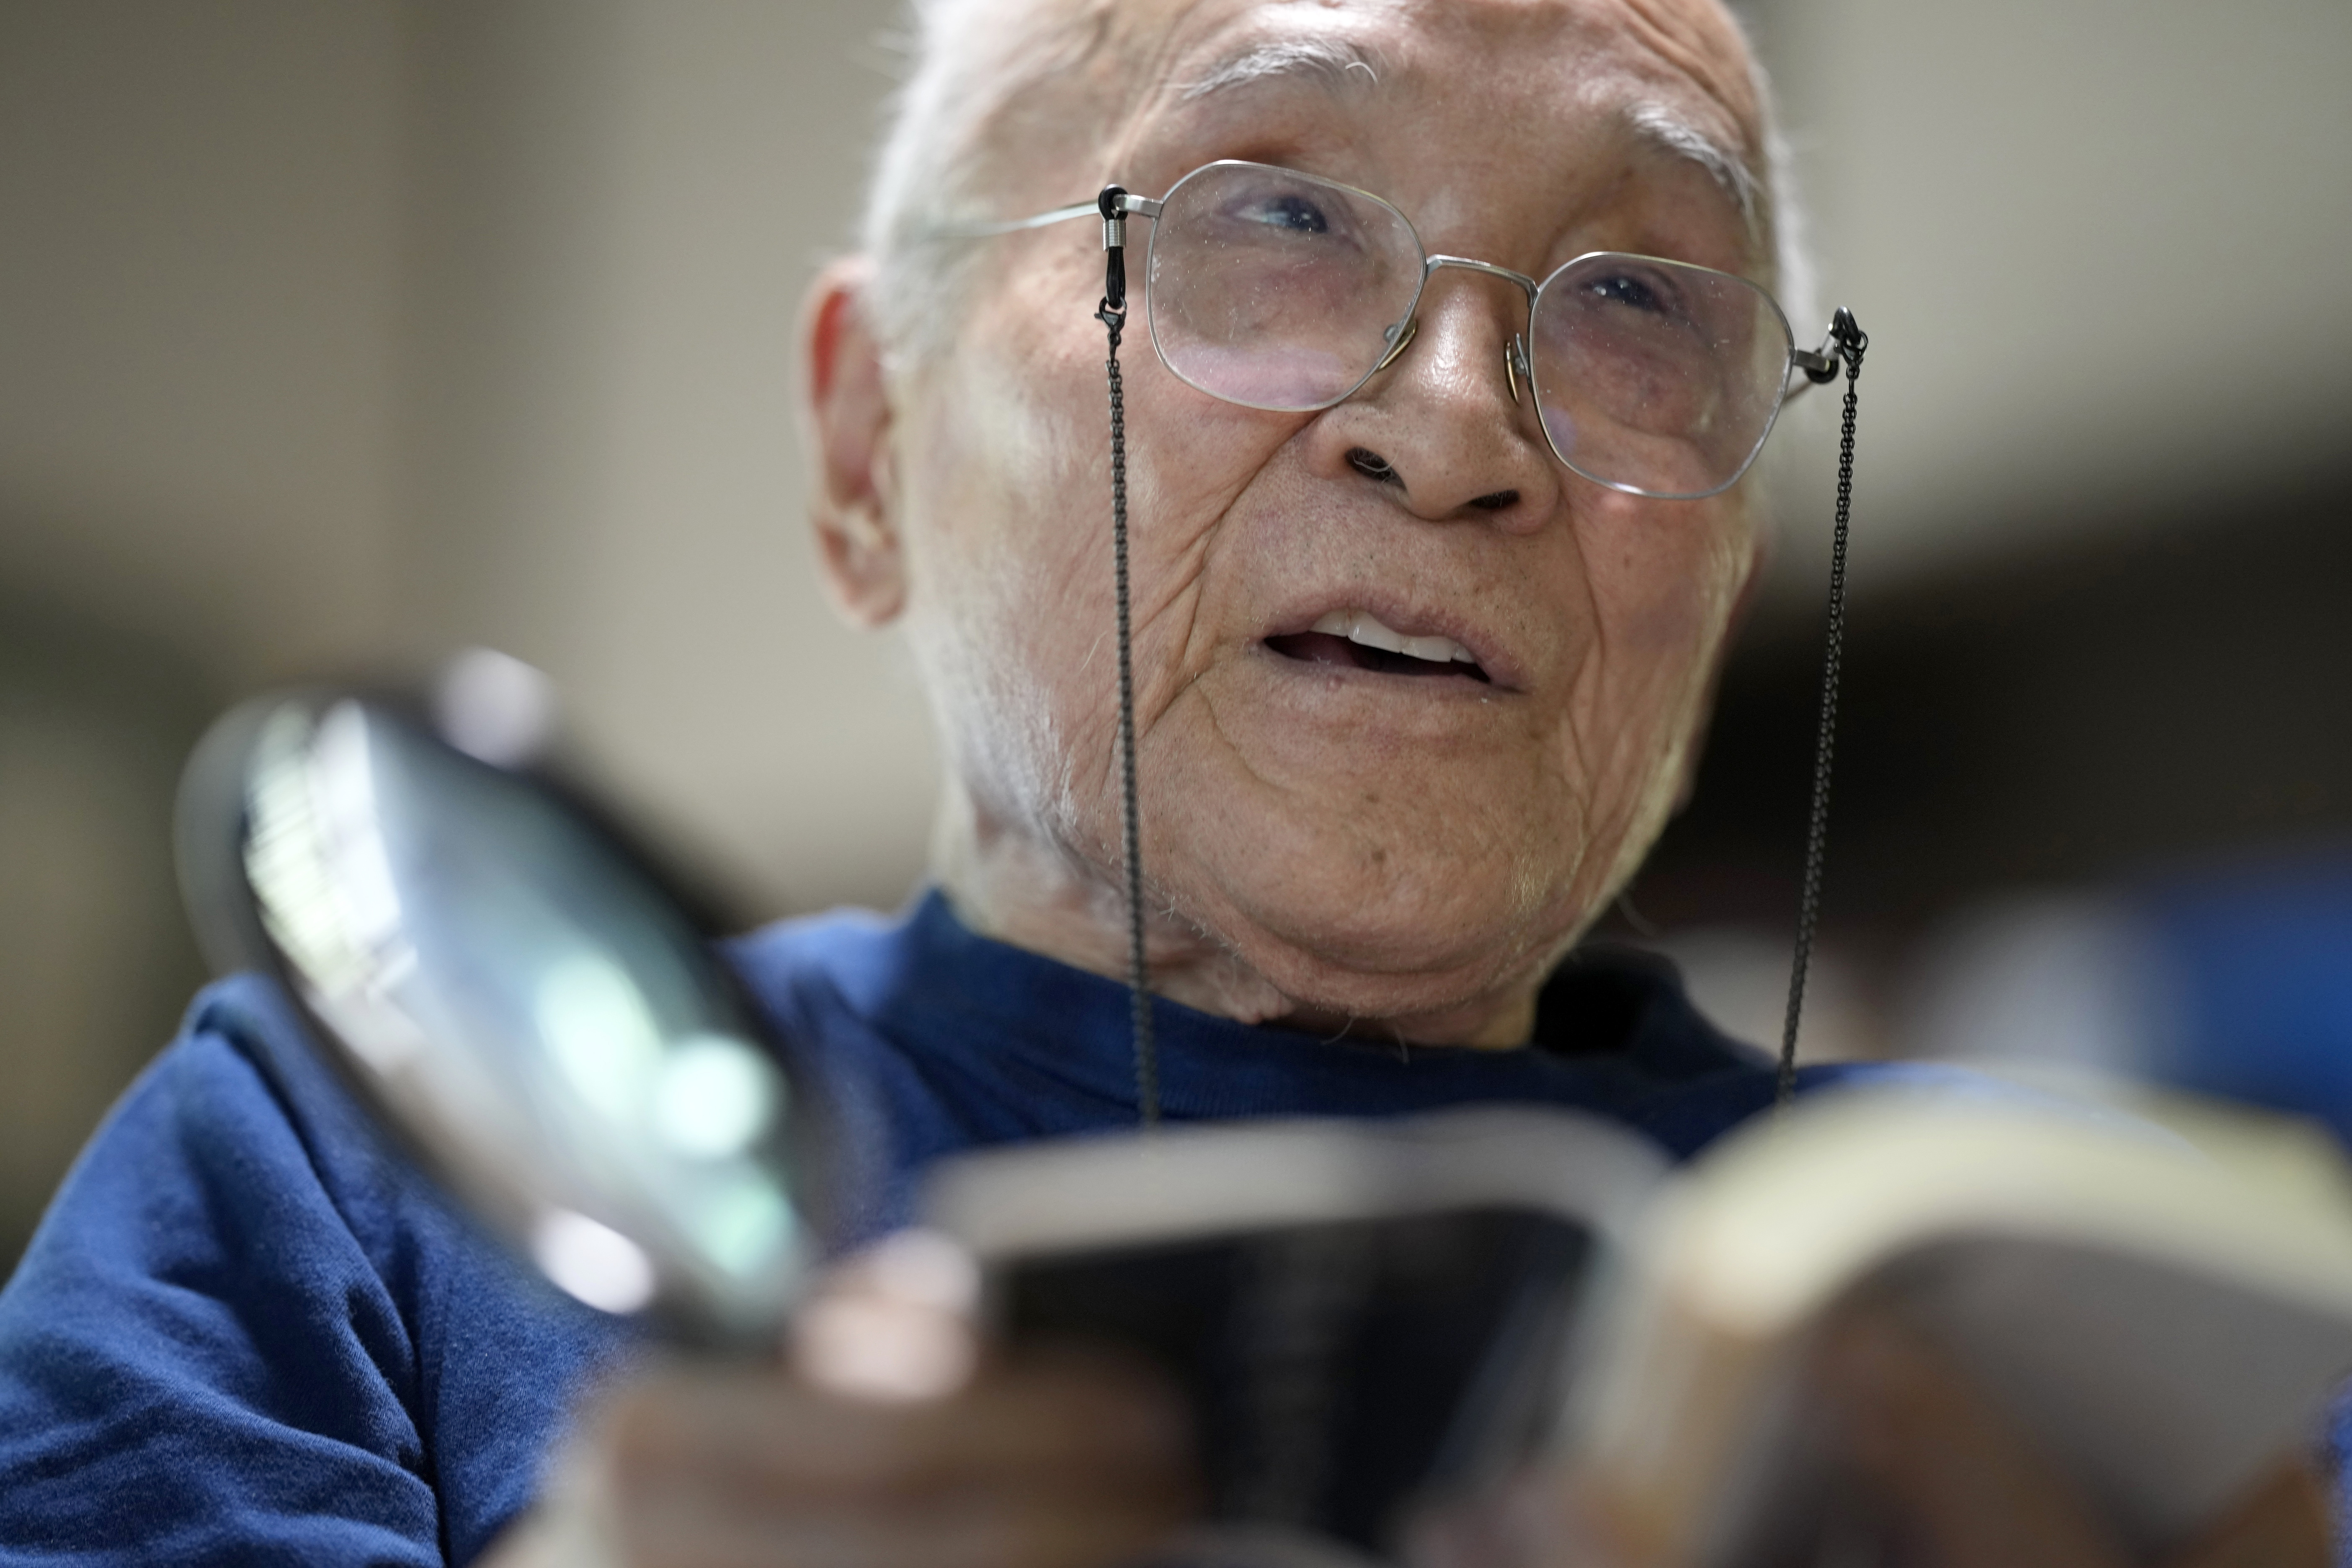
[0,975,637,1565]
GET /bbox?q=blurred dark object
[1629,458,2352,950]
[927,1109,1664,1563]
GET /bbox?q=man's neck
[930,787,1538,1049]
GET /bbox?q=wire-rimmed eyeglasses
[971,159,1837,501]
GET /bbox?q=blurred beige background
[3,0,2349,1277]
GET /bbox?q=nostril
[1468,490,1519,512]
[1346,447,1403,487]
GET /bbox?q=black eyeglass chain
[1095,187,1161,1129]
[1777,307,1869,1112]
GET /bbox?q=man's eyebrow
[1174,36,1386,102]
[1625,101,1762,233]
[1161,47,1763,246]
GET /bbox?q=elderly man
[0,0,2335,1564]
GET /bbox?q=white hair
[857,0,1818,365]
[859,0,1116,364]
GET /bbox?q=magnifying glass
[172,653,825,1347]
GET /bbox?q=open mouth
[1266,609,1491,684]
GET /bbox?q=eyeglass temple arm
[947,190,1161,237]
[1791,307,1870,392]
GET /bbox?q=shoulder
[727,901,911,1018]
[4,974,394,1325]
[0,974,637,1564]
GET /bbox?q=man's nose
[1307,271,1560,528]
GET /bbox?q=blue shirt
[0,891,1892,1564]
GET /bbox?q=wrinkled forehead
[1102,0,1766,196]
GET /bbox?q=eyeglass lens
[1142,162,1794,499]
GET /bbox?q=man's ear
[800,256,907,627]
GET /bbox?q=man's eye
[1243,194,1331,235]
[1588,273,1666,312]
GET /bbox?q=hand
[1409,1308,2333,1568]
[1818,1311,2332,1568]
[1816,1309,2129,1568]
[485,1235,1199,1568]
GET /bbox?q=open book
[921,1089,2352,1568]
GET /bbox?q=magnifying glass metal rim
[174,680,830,1347]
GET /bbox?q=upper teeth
[1311,609,1479,665]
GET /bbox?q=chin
[1230,912,1580,1040]
[1135,725,1706,1037]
